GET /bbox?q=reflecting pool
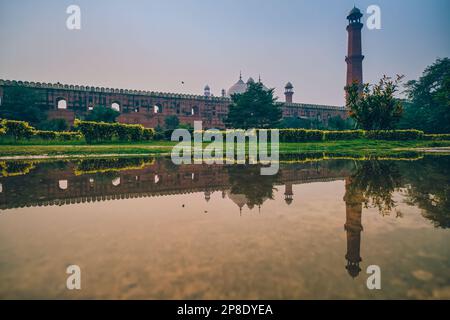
[0,155,449,299]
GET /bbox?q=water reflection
[0,155,449,298]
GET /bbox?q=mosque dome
[285,82,293,89]
[227,75,247,96]
[246,77,255,84]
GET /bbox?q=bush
[32,130,57,140]
[279,129,324,142]
[33,130,82,141]
[1,119,35,140]
[424,134,450,141]
[365,130,424,140]
[74,119,154,143]
[324,130,365,140]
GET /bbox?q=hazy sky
[0,0,449,106]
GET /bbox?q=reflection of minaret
[204,190,211,202]
[284,183,293,205]
[343,177,364,278]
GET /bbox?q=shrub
[279,129,324,142]
[1,119,35,140]
[324,130,365,140]
[365,130,424,140]
[424,134,450,141]
[142,128,155,141]
[74,119,154,143]
[32,130,57,140]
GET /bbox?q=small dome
[204,85,210,90]
[247,77,255,84]
[347,6,362,19]
[285,82,293,89]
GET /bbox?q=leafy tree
[346,75,404,130]
[164,115,180,130]
[225,82,282,129]
[0,85,47,126]
[399,58,450,133]
[85,105,120,123]
[327,115,355,130]
[278,117,313,129]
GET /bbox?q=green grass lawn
[1,139,449,158]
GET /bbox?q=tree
[346,75,404,130]
[278,117,313,129]
[399,58,450,133]
[225,82,282,129]
[327,115,355,130]
[164,115,180,130]
[0,85,47,126]
[85,106,120,123]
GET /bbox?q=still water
[0,155,449,299]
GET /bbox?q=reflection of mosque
[0,157,366,278]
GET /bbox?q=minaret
[284,82,294,103]
[204,85,211,97]
[345,6,364,97]
[343,177,364,278]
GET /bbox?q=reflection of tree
[227,165,278,209]
[400,157,450,228]
[349,160,402,215]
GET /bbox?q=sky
[0,0,449,106]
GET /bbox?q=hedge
[182,129,429,142]
[424,134,450,141]
[323,130,365,140]
[33,130,83,141]
[364,130,424,141]
[279,129,324,142]
[74,119,154,143]
[1,119,35,140]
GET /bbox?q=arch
[57,98,67,110]
[111,102,121,111]
[191,106,199,116]
[58,180,68,190]
[154,104,162,114]
[112,177,121,186]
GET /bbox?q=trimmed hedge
[1,119,35,140]
[324,130,365,140]
[0,119,83,142]
[33,130,83,141]
[74,120,154,143]
[424,134,450,141]
[365,130,424,141]
[279,129,323,142]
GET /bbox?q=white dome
[227,78,247,96]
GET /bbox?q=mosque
[0,6,363,129]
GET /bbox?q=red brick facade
[0,79,347,128]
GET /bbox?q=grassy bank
[1,139,450,158]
